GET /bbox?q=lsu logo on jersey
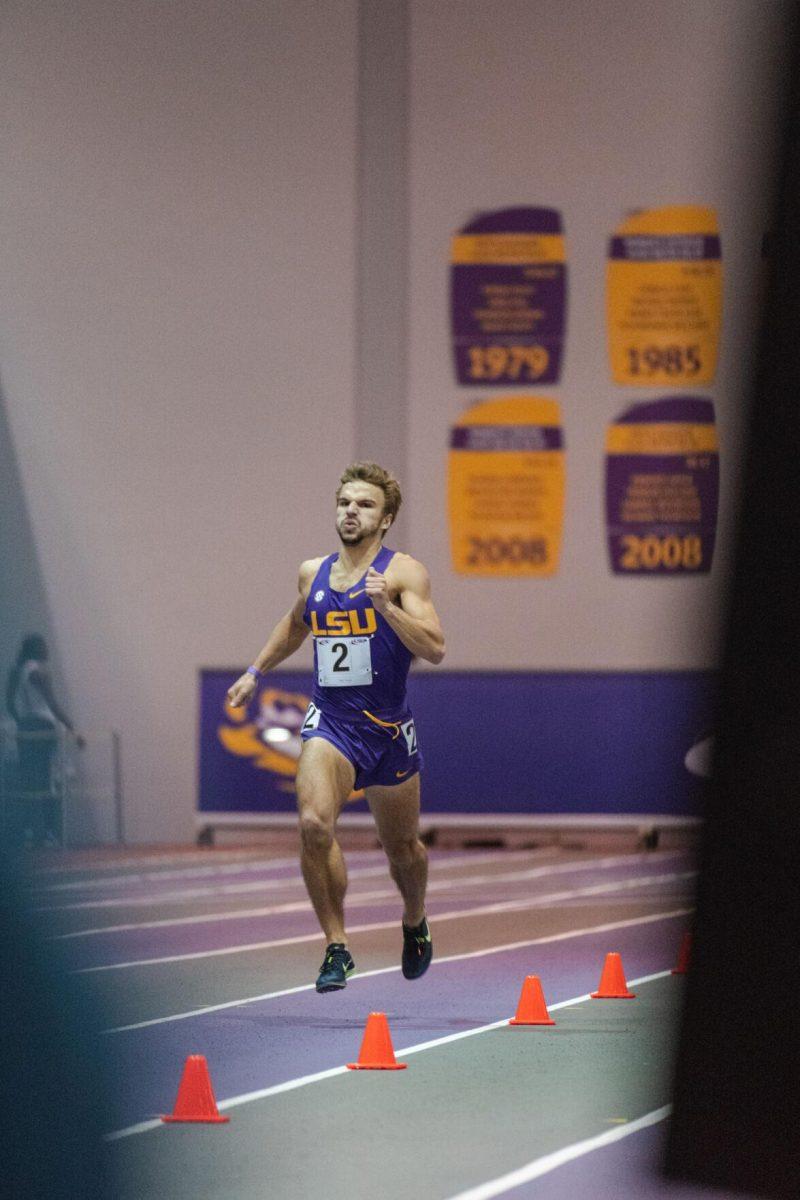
[310,608,377,636]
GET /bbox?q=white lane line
[37,848,560,913]
[37,846,525,887]
[57,889,394,938]
[41,846,520,897]
[104,969,674,1142]
[54,851,687,939]
[75,871,695,975]
[32,849,273,878]
[47,850,558,926]
[442,1105,672,1200]
[105,906,691,1033]
[30,854,318,893]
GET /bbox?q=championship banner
[606,205,722,386]
[450,206,566,386]
[605,396,719,575]
[448,396,565,576]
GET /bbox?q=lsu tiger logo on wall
[218,686,309,792]
[217,684,364,798]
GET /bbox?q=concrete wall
[407,0,789,669]
[0,0,357,840]
[0,1,791,839]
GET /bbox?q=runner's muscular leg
[296,737,356,945]
[366,775,428,927]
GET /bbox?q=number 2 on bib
[302,702,322,732]
[401,719,418,755]
[316,636,373,687]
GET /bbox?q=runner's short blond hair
[337,462,402,528]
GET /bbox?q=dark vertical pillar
[355,0,409,539]
[665,12,800,1197]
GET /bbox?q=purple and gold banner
[200,671,364,816]
[450,207,566,386]
[606,206,722,386]
[199,669,714,818]
[448,396,565,576]
[605,396,719,575]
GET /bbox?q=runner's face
[336,482,390,545]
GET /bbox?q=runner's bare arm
[365,558,445,665]
[227,559,321,707]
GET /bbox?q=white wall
[0,0,792,841]
[0,0,357,840]
[408,0,789,669]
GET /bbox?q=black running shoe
[315,943,355,993]
[401,916,433,980]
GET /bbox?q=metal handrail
[0,725,124,846]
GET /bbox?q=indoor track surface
[29,843,757,1200]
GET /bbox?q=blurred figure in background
[5,634,83,846]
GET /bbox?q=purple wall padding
[200,669,715,817]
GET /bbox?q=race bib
[301,702,321,732]
[316,637,373,687]
[400,719,417,755]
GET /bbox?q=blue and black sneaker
[401,916,433,980]
[315,943,355,993]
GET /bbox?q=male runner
[227,462,445,992]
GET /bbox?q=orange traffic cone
[591,952,636,999]
[347,1012,407,1070]
[508,975,556,1026]
[161,1055,230,1123]
[671,932,692,975]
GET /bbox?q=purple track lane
[30,847,698,1137]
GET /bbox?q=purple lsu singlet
[302,546,413,721]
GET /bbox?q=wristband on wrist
[246,665,264,680]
